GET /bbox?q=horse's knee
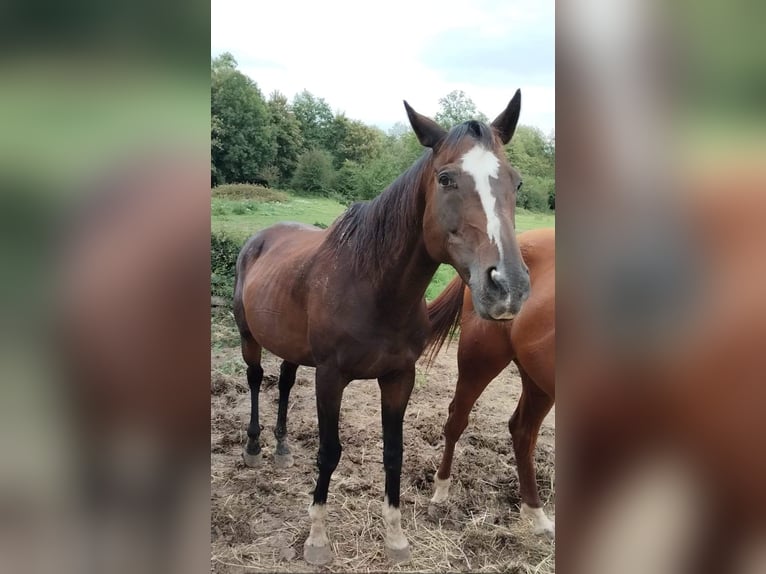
[247,365,264,389]
[278,362,297,389]
[317,441,342,471]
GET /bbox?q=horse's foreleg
[378,366,416,563]
[303,365,346,566]
[510,366,555,537]
[433,357,507,504]
[273,361,298,468]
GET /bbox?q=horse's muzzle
[472,264,530,320]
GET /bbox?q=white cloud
[211,0,554,133]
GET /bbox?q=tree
[435,90,488,128]
[292,90,334,151]
[267,91,304,184]
[334,118,384,167]
[291,149,335,195]
[211,53,276,184]
[505,126,555,212]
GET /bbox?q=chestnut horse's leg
[378,366,416,563]
[303,365,347,566]
[509,365,554,537]
[241,335,264,467]
[273,360,298,468]
[432,355,510,504]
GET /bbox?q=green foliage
[334,156,400,203]
[516,176,551,212]
[292,90,334,151]
[333,117,385,167]
[291,148,336,195]
[267,91,304,184]
[211,53,276,186]
[506,126,555,212]
[211,232,242,299]
[435,90,489,128]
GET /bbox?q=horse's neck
[369,181,439,307]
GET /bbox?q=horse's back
[235,222,327,366]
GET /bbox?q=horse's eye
[438,174,452,187]
[516,180,523,191]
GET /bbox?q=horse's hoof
[273,451,294,469]
[303,542,333,565]
[520,504,555,539]
[385,543,411,564]
[430,490,450,505]
[242,450,261,467]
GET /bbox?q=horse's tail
[425,276,465,367]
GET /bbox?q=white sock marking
[382,495,409,550]
[306,503,329,547]
[521,503,555,535]
[431,475,451,504]
[461,145,502,258]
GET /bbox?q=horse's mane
[324,120,496,283]
[324,152,431,281]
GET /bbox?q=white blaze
[461,145,502,258]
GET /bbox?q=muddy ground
[211,308,555,573]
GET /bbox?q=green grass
[514,208,556,232]
[211,193,346,241]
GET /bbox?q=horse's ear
[403,100,447,148]
[491,89,521,144]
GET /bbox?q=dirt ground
[211,308,555,573]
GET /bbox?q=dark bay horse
[233,92,530,565]
[426,228,556,537]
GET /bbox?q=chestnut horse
[426,228,555,537]
[233,92,531,565]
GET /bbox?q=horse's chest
[311,321,428,379]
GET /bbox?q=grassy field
[211,187,554,300]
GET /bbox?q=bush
[291,149,336,195]
[212,183,289,202]
[516,176,550,212]
[211,232,242,300]
[334,158,400,203]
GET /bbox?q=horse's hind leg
[241,335,264,467]
[273,360,298,468]
[509,365,555,537]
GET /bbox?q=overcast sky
[211,0,554,135]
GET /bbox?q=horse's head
[405,90,530,320]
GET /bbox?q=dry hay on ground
[211,308,555,573]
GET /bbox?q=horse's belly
[242,263,314,366]
[248,310,315,366]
